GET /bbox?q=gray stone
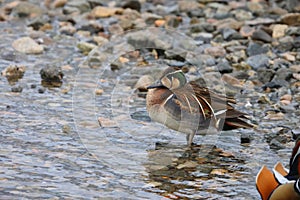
[11,86,23,93]
[257,68,275,83]
[246,54,269,70]
[252,29,272,43]
[222,28,243,40]
[246,42,269,56]
[40,66,64,82]
[217,60,233,74]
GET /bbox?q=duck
[146,67,253,146]
[256,131,300,200]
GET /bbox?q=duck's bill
[147,80,163,89]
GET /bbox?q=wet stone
[40,66,64,83]
[12,37,44,54]
[38,87,45,93]
[11,85,23,93]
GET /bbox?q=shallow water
[0,20,297,200]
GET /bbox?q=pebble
[95,89,104,95]
[246,54,269,70]
[40,66,64,82]
[221,74,242,88]
[11,86,23,93]
[239,25,255,37]
[77,42,97,54]
[246,42,269,57]
[217,61,233,74]
[122,0,141,12]
[251,29,272,43]
[12,37,44,54]
[98,117,118,128]
[91,6,123,18]
[280,13,300,25]
[38,87,46,93]
[272,24,288,38]
[12,2,43,17]
[204,46,226,57]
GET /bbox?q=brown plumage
[146,67,253,146]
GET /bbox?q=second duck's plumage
[146,67,253,146]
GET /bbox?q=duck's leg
[186,132,196,146]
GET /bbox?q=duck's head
[147,68,187,91]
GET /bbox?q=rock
[262,81,283,90]
[12,37,44,54]
[1,65,25,79]
[221,74,242,87]
[91,6,123,18]
[64,0,91,14]
[77,42,97,54]
[257,68,274,84]
[165,15,182,28]
[127,30,172,50]
[122,0,141,12]
[215,18,243,30]
[286,27,300,36]
[272,24,288,38]
[93,36,109,46]
[95,89,104,95]
[204,46,226,57]
[98,117,118,128]
[178,0,199,12]
[247,2,264,15]
[246,42,269,56]
[38,87,46,93]
[294,36,300,48]
[280,13,300,26]
[77,21,104,34]
[276,36,294,52]
[222,28,243,40]
[52,0,67,8]
[241,132,251,144]
[246,54,269,70]
[239,25,255,37]
[286,0,300,12]
[252,29,272,43]
[270,138,285,149]
[280,94,292,105]
[27,15,50,30]
[232,9,253,21]
[272,68,293,84]
[40,66,64,83]
[217,60,233,74]
[281,52,295,62]
[12,2,43,17]
[290,65,300,73]
[176,161,198,169]
[11,86,23,93]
